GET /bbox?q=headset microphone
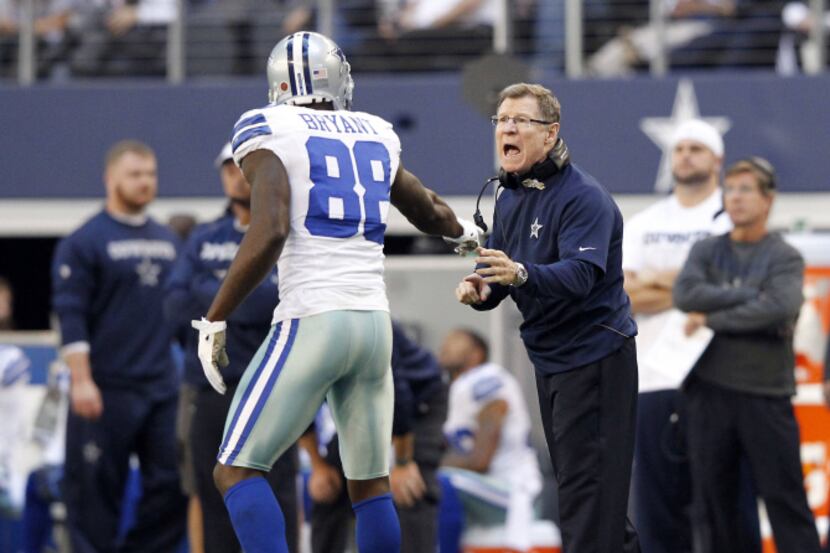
[473,176,500,233]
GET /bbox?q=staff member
[164,143,298,553]
[456,83,640,553]
[675,157,821,553]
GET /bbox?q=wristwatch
[512,262,528,287]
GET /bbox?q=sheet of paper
[640,309,714,388]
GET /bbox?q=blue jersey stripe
[225,319,299,465]
[233,113,267,137]
[302,32,312,95]
[231,125,272,153]
[218,322,281,459]
[286,37,297,96]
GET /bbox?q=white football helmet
[266,32,354,111]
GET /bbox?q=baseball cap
[670,119,724,158]
[214,143,234,169]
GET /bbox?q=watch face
[514,263,528,286]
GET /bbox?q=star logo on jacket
[135,258,162,286]
[530,217,543,239]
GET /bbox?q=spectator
[164,142,299,553]
[674,157,822,553]
[51,139,187,553]
[776,1,830,74]
[300,320,448,553]
[358,0,497,71]
[587,0,737,76]
[0,0,76,79]
[187,0,303,76]
[437,328,542,553]
[70,0,175,76]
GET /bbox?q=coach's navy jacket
[473,163,637,375]
[164,214,279,389]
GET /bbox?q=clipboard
[640,309,714,388]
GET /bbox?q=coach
[455,83,640,553]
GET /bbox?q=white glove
[444,218,485,255]
[191,318,229,394]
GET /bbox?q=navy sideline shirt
[52,210,181,391]
[474,163,637,375]
[164,214,279,390]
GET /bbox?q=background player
[191,31,482,553]
[437,328,543,553]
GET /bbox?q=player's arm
[390,164,464,237]
[441,399,507,473]
[205,149,290,322]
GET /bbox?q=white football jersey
[231,104,402,322]
[444,362,541,488]
[622,189,732,391]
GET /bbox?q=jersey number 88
[305,137,391,245]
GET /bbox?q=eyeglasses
[490,115,554,129]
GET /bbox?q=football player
[191,31,482,553]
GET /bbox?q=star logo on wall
[136,258,162,287]
[530,217,543,239]
[640,79,731,193]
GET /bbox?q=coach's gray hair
[497,83,561,124]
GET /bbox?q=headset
[742,156,777,191]
[472,137,571,232]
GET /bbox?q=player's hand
[390,461,426,508]
[308,461,343,504]
[684,312,707,336]
[456,273,491,305]
[444,218,486,256]
[475,247,520,286]
[191,318,229,394]
[71,378,103,420]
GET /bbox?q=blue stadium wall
[1,72,828,198]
